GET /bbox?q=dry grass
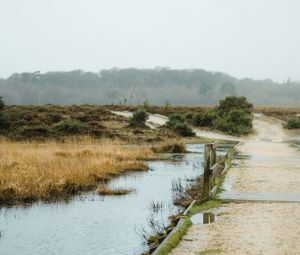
[253,106,300,121]
[97,185,132,195]
[0,137,157,205]
[151,140,186,153]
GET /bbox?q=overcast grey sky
[1,0,299,81]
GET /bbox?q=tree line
[0,68,300,106]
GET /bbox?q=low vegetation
[166,113,195,137]
[0,137,157,205]
[171,96,253,135]
[130,108,148,127]
[56,119,83,133]
[286,115,300,129]
[0,104,175,142]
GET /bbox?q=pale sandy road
[171,114,300,255]
[111,111,168,129]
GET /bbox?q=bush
[0,112,10,129]
[167,113,186,127]
[174,122,194,136]
[217,97,253,134]
[218,96,253,115]
[8,110,24,121]
[130,109,148,127]
[183,97,253,135]
[184,112,195,123]
[0,97,4,111]
[213,108,253,134]
[20,126,49,137]
[56,119,83,133]
[167,113,195,137]
[192,109,218,127]
[286,116,300,129]
[49,113,63,123]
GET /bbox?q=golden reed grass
[97,185,132,196]
[0,137,156,205]
[151,140,186,153]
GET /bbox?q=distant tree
[1,69,300,106]
[198,81,211,95]
[164,100,171,108]
[143,99,150,109]
[220,82,237,96]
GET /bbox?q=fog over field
[1,0,300,106]
[1,69,300,106]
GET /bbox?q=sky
[1,0,300,82]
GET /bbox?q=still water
[0,144,224,255]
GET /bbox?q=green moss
[155,217,192,255]
[197,248,222,254]
[155,199,224,255]
[188,199,224,215]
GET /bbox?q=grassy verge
[154,199,224,255]
[0,137,157,206]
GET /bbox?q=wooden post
[210,147,217,189]
[211,148,217,167]
[204,144,211,197]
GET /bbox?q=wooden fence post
[204,141,219,198]
[211,147,217,166]
[204,144,211,197]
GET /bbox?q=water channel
[0,144,227,255]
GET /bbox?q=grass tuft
[98,185,132,196]
[152,140,186,153]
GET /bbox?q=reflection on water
[0,144,215,255]
[190,212,216,225]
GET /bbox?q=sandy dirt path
[111,111,168,129]
[171,114,300,255]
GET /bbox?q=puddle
[191,212,217,225]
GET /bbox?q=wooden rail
[203,141,220,197]
[205,140,242,197]
[203,141,228,198]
